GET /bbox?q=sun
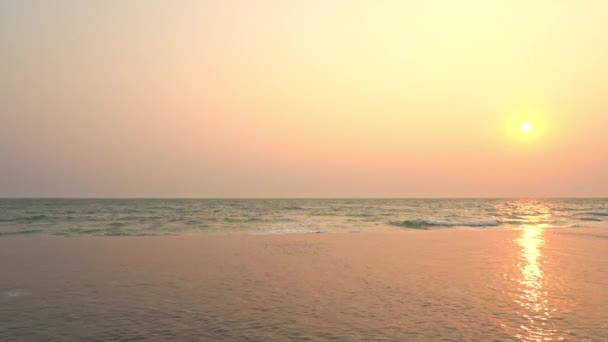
[507,109,546,142]
[520,121,534,133]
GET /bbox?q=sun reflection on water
[510,201,561,341]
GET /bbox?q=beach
[4,0,608,340]
[2,228,607,341]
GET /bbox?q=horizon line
[1,197,607,200]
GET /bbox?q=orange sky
[1,1,607,197]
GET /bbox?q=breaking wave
[391,219,501,229]
[584,211,608,217]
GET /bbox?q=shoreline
[0,224,606,238]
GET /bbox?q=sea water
[1,198,607,236]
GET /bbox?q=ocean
[2,199,608,340]
[1,198,607,236]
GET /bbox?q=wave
[223,217,263,222]
[148,206,177,210]
[23,215,50,222]
[255,228,322,235]
[580,217,602,222]
[347,213,375,217]
[0,229,43,236]
[0,215,53,223]
[391,219,501,229]
[584,211,608,216]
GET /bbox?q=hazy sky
[1,0,607,197]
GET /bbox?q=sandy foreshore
[1,228,607,340]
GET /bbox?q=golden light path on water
[511,201,561,341]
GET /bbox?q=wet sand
[1,228,607,341]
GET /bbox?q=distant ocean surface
[1,198,607,236]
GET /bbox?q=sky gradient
[1,1,607,197]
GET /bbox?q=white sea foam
[254,229,322,235]
[252,220,323,235]
[5,289,30,298]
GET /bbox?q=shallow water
[1,198,607,236]
[1,228,607,341]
